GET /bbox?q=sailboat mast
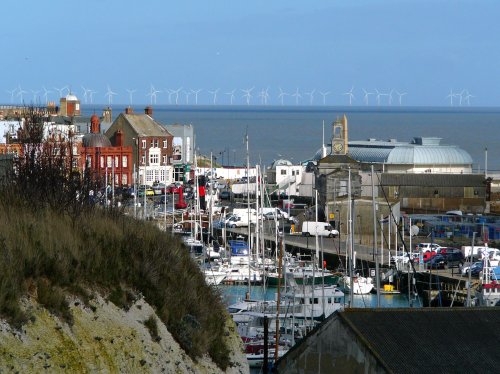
[371,165,380,307]
[274,236,283,363]
[246,131,251,295]
[348,168,354,307]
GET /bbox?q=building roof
[270,159,293,169]
[339,308,500,374]
[313,137,473,166]
[119,113,172,137]
[318,154,359,165]
[82,133,111,148]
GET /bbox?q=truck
[461,245,492,261]
[301,221,339,237]
[225,213,257,228]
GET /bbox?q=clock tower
[331,114,348,155]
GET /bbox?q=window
[115,156,119,168]
[107,156,112,168]
[163,140,168,148]
[150,154,159,164]
[163,155,168,165]
[114,174,119,185]
[122,174,128,185]
[142,140,146,149]
[153,139,159,148]
[100,156,104,168]
[146,169,154,182]
[122,155,128,168]
[281,170,287,175]
[292,170,295,176]
[141,155,145,164]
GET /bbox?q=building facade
[80,114,133,187]
[105,107,174,186]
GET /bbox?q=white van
[301,221,339,237]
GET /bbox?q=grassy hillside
[0,194,230,369]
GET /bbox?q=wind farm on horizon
[2,84,478,108]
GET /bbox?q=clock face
[333,142,344,152]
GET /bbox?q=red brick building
[80,114,133,187]
[105,107,174,186]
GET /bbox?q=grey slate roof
[120,113,172,137]
[380,173,486,187]
[340,308,500,374]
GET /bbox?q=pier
[222,226,475,306]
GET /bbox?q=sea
[84,105,500,172]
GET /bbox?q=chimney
[145,106,153,116]
[115,129,124,147]
[125,106,134,114]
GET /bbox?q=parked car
[219,190,232,200]
[444,251,465,268]
[426,254,446,269]
[461,261,483,277]
[416,243,442,253]
[137,185,154,197]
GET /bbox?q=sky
[2,0,500,107]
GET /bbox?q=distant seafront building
[312,117,473,174]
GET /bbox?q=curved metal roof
[386,146,473,165]
[270,159,293,169]
[312,139,473,166]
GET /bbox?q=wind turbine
[264,87,270,105]
[104,85,117,105]
[305,89,316,105]
[53,86,68,99]
[126,88,136,105]
[42,87,52,104]
[463,90,474,106]
[88,89,97,104]
[30,89,40,103]
[343,86,355,105]
[191,89,202,105]
[319,91,330,105]
[258,88,270,105]
[375,88,382,106]
[241,87,254,105]
[395,90,407,106]
[147,84,161,105]
[388,89,394,105]
[362,88,373,105]
[291,87,301,105]
[165,89,175,104]
[183,90,192,104]
[6,88,17,103]
[17,85,28,103]
[225,89,236,105]
[208,88,220,104]
[81,86,89,104]
[278,88,289,105]
[172,87,183,105]
[446,89,456,106]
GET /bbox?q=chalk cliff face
[0,295,248,374]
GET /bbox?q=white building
[266,159,305,196]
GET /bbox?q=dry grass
[0,197,230,369]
